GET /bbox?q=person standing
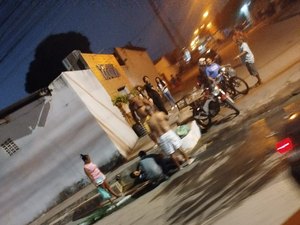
[138,105,195,169]
[232,26,248,43]
[155,77,177,110]
[234,38,262,86]
[128,93,153,124]
[80,154,120,198]
[128,93,153,134]
[136,86,151,101]
[143,76,168,115]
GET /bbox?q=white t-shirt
[157,81,168,93]
[240,42,254,63]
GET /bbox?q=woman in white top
[155,77,177,110]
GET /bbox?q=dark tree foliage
[214,0,244,30]
[25,32,92,93]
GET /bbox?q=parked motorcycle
[209,81,240,115]
[190,90,212,132]
[191,81,240,132]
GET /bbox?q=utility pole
[148,0,181,49]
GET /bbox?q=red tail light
[276,138,294,154]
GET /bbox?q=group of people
[127,93,195,187]
[81,75,192,202]
[129,77,194,165]
[198,28,262,89]
[80,27,262,204]
[129,75,178,130]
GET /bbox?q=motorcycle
[209,81,240,115]
[190,90,212,132]
[217,65,249,97]
[191,81,240,132]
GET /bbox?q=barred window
[1,138,20,156]
[96,64,120,80]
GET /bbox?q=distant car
[275,112,300,184]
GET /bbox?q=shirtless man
[139,105,194,169]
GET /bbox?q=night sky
[0,0,226,110]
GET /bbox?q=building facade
[0,70,138,225]
[154,56,180,82]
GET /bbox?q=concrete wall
[0,74,120,225]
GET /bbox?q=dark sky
[0,0,226,110]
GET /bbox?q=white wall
[62,70,138,156]
[0,70,137,225]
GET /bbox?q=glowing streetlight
[240,2,252,23]
[190,36,199,51]
[206,22,212,29]
[240,4,248,14]
[203,10,209,18]
[194,28,199,36]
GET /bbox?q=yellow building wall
[115,48,159,87]
[81,53,132,98]
[155,57,179,82]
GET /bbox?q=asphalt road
[91,80,300,225]
[91,9,300,225]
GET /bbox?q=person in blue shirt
[205,57,221,81]
[205,57,230,93]
[132,151,169,185]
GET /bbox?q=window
[96,64,120,80]
[1,138,20,156]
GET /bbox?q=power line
[148,0,180,49]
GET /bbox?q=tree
[25,32,92,93]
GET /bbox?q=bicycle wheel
[230,77,249,95]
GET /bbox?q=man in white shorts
[138,105,194,169]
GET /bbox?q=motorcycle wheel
[208,100,220,117]
[230,77,249,95]
[224,99,240,115]
[193,109,212,132]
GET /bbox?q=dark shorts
[245,62,259,76]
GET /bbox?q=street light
[240,4,248,14]
[203,10,209,18]
[206,22,212,29]
[190,36,199,51]
[194,28,199,36]
[240,2,252,23]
